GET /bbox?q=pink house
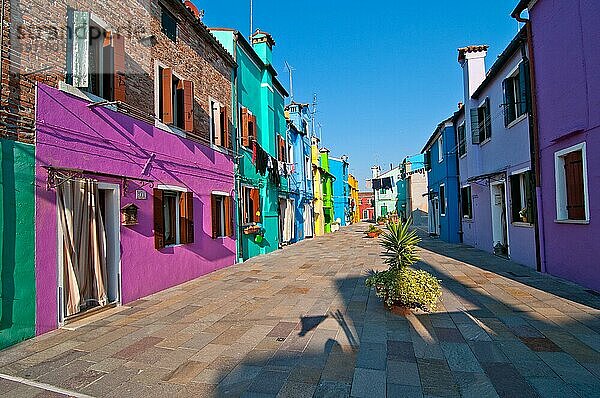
[35,84,236,334]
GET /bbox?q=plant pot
[367,232,378,238]
[389,304,412,317]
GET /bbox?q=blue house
[422,112,462,243]
[330,156,350,226]
[396,154,429,227]
[284,102,314,241]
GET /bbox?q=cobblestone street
[1,223,600,398]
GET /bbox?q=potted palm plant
[366,225,383,238]
[365,219,442,313]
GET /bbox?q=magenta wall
[35,84,236,334]
[531,0,600,291]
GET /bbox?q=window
[470,98,492,144]
[278,135,287,162]
[69,11,125,101]
[381,205,388,216]
[363,210,368,219]
[153,188,194,249]
[503,62,529,126]
[555,143,589,221]
[457,123,466,157]
[158,66,193,131]
[461,186,472,219]
[510,171,534,224]
[438,136,444,163]
[241,187,261,225]
[161,6,177,42]
[211,193,233,238]
[305,156,311,180]
[240,108,256,148]
[439,184,446,216]
[210,100,230,148]
[424,150,431,171]
[380,189,387,195]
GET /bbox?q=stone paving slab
[1,223,600,397]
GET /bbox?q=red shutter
[251,188,261,223]
[221,105,231,149]
[153,189,165,249]
[224,196,233,237]
[211,194,219,239]
[241,108,249,147]
[249,115,256,145]
[161,68,173,124]
[564,151,585,220]
[183,80,194,132]
[112,33,126,102]
[279,136,286,161]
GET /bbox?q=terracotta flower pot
[367,232,378,238]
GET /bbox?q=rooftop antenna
[249,0,253,39]
[284,61,295,104]
[318,122,323,143]
[311,93,318,137]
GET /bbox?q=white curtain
[57,178,108,317]
[304,204,314,237]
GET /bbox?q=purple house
[513,1,600,291]
[457,29,537,269]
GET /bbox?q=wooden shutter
[161,68,173,124]
[249,115,256,144]
[72,10,90,88]
[224,196,233,237]
[564,151,585,220]
[279,136,286,161]
[221,105,231,149]
[519,61,530,115]
[211,194,218,239]
[502,78,510,127]
[250,188,261,223]
[112,33,126,102]
[470,108,480,144]
[153,188,165,249]
[484,97,492,140]
[182,80,194,132]
[241,108,249,147]
[179,192,194,244]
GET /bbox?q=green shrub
[366,268,442,312]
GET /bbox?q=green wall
[0,139,35,349]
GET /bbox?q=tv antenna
[284,61,295,103]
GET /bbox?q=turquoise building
[210,29,288,261]
[330,156,350,226]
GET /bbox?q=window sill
[554,219,590,225]
[155,120,187,138]
[512,222,534,228]
[462,217,473,222]
[165,243,184,248]
[440,213,446,217]
[459,153,467,159]
[506,114,527,129]
[58,82,116,109]
[479,138,491,146]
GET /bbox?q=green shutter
[470,108,480,144]
[519,62,531,115]
[72,10,90,88]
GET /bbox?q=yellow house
[311,136,325,236]
[348,173,360,224]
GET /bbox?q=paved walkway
[1,223,600,398]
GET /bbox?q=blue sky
[200,1,522,189]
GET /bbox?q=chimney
[458,45,488,99]
[371,165,380,179]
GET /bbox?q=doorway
[430,197,440,236]
[490,182,509,257]
[57,180,121,325]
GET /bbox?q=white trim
[437,136,444,163]
[554,141,589,222]
[157,184,188,192]
[510,166,531,176]
[504,62,521,80]
[439,183,446,217]
[261,83,274,92]
[212,190,231,197]
[506,113,527,129]
[490,180,511,256]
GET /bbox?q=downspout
[1,0,5,105]
[513,10,545,273]
[454,118,464,243]
[233,37,243,263]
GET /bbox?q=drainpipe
[1,0,5,105]
[513,10,545,273]
[233,36,243,263]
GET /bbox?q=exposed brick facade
[0,0,234,145]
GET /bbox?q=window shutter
[112,33,126,102]
[221,105,231,149]
[241,108,249,147]
[161,68,173,124]
[72,10,90,88]
[424,151,431,171]
[524,171,534,224]
[211,194,218,239]
[224,196,233,237]
[153,188,165,249]
[519,61,530,115]
[470,108,480,144]
[249,115,256,144]
[251,188,261,223]
[182,80,194,132]
[485,98,492,139]
[564,151,585,220]
[185,191,194,243]
[502,79,510,127]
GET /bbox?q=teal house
[210,28,288,261]
[330,156,350,226]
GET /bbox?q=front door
[57,181,121,324]
[491,182,509,256]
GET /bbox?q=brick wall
[0,0,233,144]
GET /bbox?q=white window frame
[153,61,187,137]
[209,97,223,147]
[305,155,311,180]
[504,63,528,129]
[554,142,589,223]
[438,136,444,163]
[157,185,185,247]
